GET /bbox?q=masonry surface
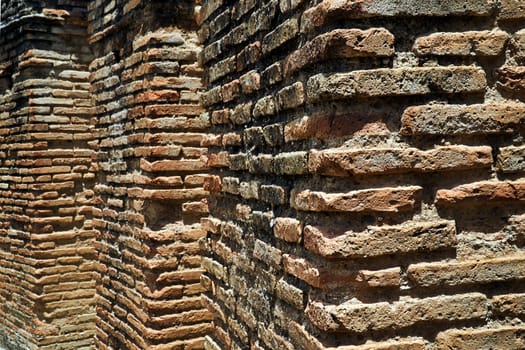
[0,0,524,349]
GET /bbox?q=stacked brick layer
[0,1,96,349]
[199,0,525,349]
[88,1,212,349]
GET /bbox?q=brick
[258,325,294,350]
[288,322,426,350]
[252,96,276,118]
[283,254,400,289]
[221,79,241,103]
[261,62,283,86]
[284,28,394,76]
[262,18,299,55]
[499,0,525,20]
[285,113,388,142]
[236,41,261,72]
[401,103,525,135]
[247,0,278,36]
[200,0,224,24]
[307,67,486,102]
[435,181,525,205]
[253,239,282,269]
[276,82,305,111]
[201,86,222,107]
[275,279,304,309]
[407,256,525,287]
[495,66,525,93]
[309,146,492,176]
[304,220,456,258]
[306,293,487,333]
[301,0,491,32]
[291,186,422,213]
[414,30,508,56]
[222,23,249,50]
[230,102,252,125]
[436,327,525,349]
[279,0,306,13]
[492,293,525,316]
[259,185,287,205]
[497,146,525,173]
[209,56,237,83]
[273,151,308,175]
[510,29,525,63]
[239,70,260,94]
[273,217,302,243]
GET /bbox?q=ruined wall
[2,0,525,349]
[0,1,96,349]
[87,1,212,349]
[200,0,525,349]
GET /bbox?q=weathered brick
[291,186,422,213]
[496,66,525,93]
[401,103,525,135]
[436,181,525,205]
[436,327,525,350]
[499,0,525,20]
[308,67,486,102]
[253,239,282,269]
[302,0,491,32]
[309,146,492,176]
[274,217,302,243]
[209,56,237,83]
[497,146,525,173]
[283,254,400,289]
[262,18,299,55]
[273,151,308,175]
[407,256,525,287]
[304,220,456,258]
[307,293,487,333]
[239,70,260,94]
[414,30,509,56]
[284,28,394,76]
[288,322,426,350]
[276,82,305,111]
[492,293,525,317]
[275,279,304,309]
[253,96,276,118]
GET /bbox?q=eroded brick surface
[2,0,525,349]
[199,0,525,349]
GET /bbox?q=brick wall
[0,1,96,349]
[199,0,525,349]
[87,1,212,349]
[1,0,525,349]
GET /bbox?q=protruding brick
[436,181,525,205]
[308,146,493,176]
[301,0,491,32]
[401,103,525,135]
[306,293,487,333]
[407,256,525,287]
[414,30,509,56]
[436,327,525,349]
[307,67,486,102]
[291,186,422,213]
[284,28,394,77]
[304,220,456,258]
[283,254,400,289]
